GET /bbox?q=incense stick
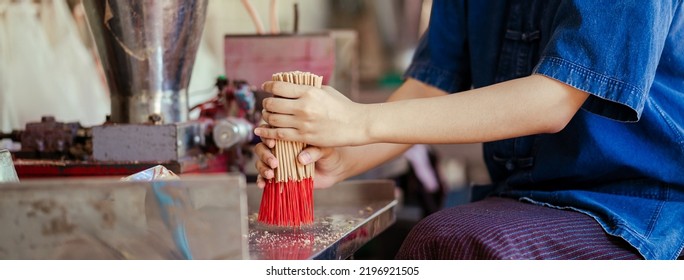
[258,71,323,227]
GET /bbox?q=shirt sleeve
[533,0,678,122]
[403,0,472,93]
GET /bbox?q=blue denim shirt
[406,0,684,259]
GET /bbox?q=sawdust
[248,206,368,258]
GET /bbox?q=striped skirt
[395,197,645,260]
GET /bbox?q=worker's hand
[254,130,345,189]
[254,82,370,147]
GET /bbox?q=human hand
[254,82,370,147]
[254,127,345,189]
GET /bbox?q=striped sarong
[395,197,646,260]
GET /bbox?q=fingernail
[254,128,262,136]
[299,151,312,164]
[268,159,278,169]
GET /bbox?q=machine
[2,0,256,178]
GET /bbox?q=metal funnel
[82,0,208,124]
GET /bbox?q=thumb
[298,146,330,165]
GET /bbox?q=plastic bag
[121,165,180,182]
[0,149,19,183]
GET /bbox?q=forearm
[256,74,588,184]
[363,74,589,144]
[329,78,449,181]
[330,143,411,181]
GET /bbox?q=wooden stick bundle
[258,71,323,227]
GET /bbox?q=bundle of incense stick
[258,71,323,227]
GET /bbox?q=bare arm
[258,74,589,146]
[365,74,589,144]
[321,78,449,181]
[255,78,447,187]
[255,74,589,187]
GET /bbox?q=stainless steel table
[247,180,398,260]
[0,175,397,260]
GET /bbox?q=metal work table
[0,174,397,260]
[247,180,398,260]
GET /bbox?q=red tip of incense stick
[258,177,314,227]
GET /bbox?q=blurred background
[0,0,490,259]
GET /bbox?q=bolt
[148,114,163,125]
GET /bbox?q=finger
[256,124,276,148]
[254,143,279,169]
[298,146,327,165]
[254,127,304,142]
[262,81,314,99]
[262,110,300,129]
[262,96,300,115]
[264,138,275,148]
[256,162,275,180]
[256,175,266,189]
